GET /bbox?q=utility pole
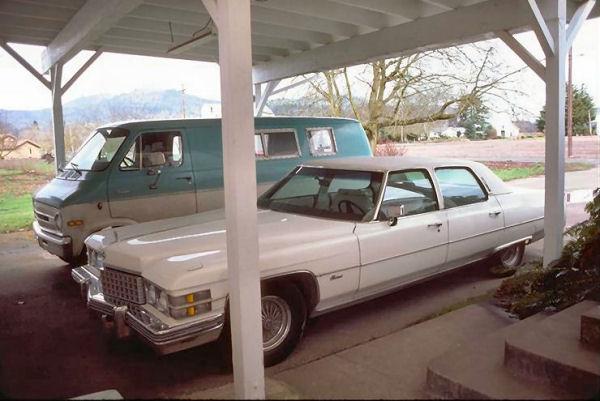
[567,48,573,158]
[181,84,187,119]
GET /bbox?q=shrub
[495,190,600,318]
[374,140,407,156]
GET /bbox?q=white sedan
[72,157,544,365]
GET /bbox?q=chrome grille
[101,268,146,304]
[33,201,60,234]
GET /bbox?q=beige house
[1,135,43,159]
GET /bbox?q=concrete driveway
[0,230,508,399]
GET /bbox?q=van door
[108,129,197,222]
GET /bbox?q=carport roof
[1,0,598,83]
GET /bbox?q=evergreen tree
[536,84,596,135]
[458,102,490,140]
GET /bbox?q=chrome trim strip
[493,236,533,253]
[447,217,542,245]
[33,221,71,245]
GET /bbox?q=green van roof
[101,116,361,130]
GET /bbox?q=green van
[33,117,372,264]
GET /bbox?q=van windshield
[65,128,128,171]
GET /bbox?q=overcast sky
[0,18,598,121]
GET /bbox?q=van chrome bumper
[72,266,224,354]
[34,221,72,259]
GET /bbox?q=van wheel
[218,281,307,368]
[489,242,525,277]
[59,247,87,266]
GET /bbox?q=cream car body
[73,157,544,361]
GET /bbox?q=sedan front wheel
[218,281,307,368]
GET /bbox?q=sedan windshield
[65,128,128,171]
[258,167,384,221]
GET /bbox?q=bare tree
[0,111,17,159]
[307,44,525,148]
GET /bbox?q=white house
[489,113,521,138]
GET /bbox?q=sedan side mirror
[381,204,404,226]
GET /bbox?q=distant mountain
[1,89,220,131]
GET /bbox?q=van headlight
[54,212,63,231]
[144,281,211,319]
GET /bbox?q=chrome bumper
[72,266,225,355]
[33,221,73,259]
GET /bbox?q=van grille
[101,268,146,305]
[33,201,61,235]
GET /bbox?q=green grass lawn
[488,162,593,181]
[0,194,34,233]
[0,160,54,233]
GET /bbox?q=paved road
[0,171,594,399]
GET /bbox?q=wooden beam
[253,0,558,83]
[527,0,556,56]
[216,0,265,398]
[256,80,280,116]
[495,30,545,80]
[270,75,317,96]
[62,49,102,93]
[41,0,142,72]
[201,0,219,27]
[0,40,50,89]
[566,0,595,49]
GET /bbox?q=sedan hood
[92,209,357,291]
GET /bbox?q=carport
[0,0,597,398]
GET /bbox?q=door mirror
[380,204,404,226]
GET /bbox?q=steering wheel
[121,156,135,168]
[338,200,365,215]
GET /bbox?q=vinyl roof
[0,0,597,83]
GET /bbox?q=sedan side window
[435,167,487,208]
[380,170,438,218]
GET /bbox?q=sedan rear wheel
[489,242,525,277]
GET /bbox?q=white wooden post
[51,63,66,171]
[542,0,567,266]
[217,0,265,398]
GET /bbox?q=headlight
[54,212,63,231]
[144,280,211,319]
[87,248,104,268]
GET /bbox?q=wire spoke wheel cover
[262,295,292,352]
[501,245,520,267]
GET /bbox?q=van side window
[307,127,336,156]
[120,131,183,171]
[254,130,300,159]
[435,167,487,208]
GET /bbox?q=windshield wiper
[68,162,82,175]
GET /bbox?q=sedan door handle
[427,222,443,232]
[176,176,192,181]
[489,210,502,217]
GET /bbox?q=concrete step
[581,306,600,349]
[504,301,600,399]
[426,312,573,399]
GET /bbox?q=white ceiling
[0,0,597,83]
